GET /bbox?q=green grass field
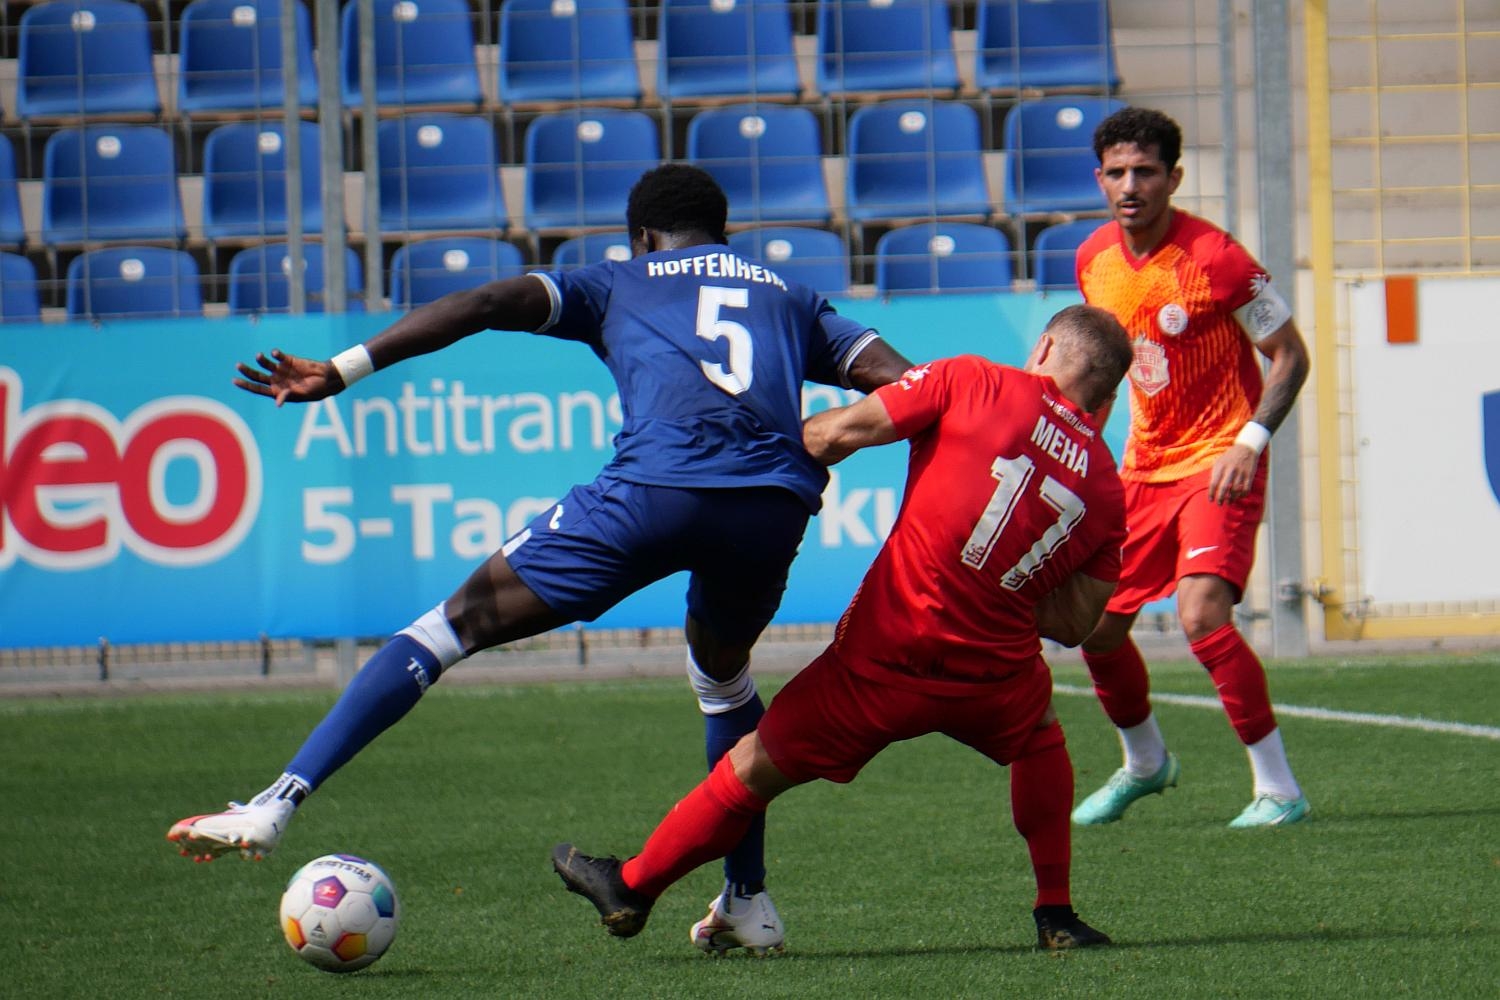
[3,651,1497,999]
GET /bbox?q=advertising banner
[0,291,1123,647]
[1349,277,1500,605]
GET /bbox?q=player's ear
[1167,164,1184,195]
[1026,333,1053,370]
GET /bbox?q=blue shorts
[503,476,811,643]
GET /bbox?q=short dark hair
[1092,106,1183,169]
[626,163,729,243]
[1045,304,1134,412]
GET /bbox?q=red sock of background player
[1082,638,1167,776]
[622,755,768,899]
[1011,721,1073,909]
[1190,623,1301,800]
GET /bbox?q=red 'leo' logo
[0,367,262,569]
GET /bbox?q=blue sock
[286,635,445,791]
[705,694,767,889]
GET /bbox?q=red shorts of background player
[1105,460,1268,616]
[757,646,1054,785]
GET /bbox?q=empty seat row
[13,0,1119,120]
[7,97,1123,248]
[0,218,1100,321]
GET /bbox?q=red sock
[621,755,768,899]
[1081,638,1152,729]
[1010,721,1072,909]
[1190,623,1277,745]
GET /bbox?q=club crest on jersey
[1130,338,1170,396]
[1156,303,1189,336]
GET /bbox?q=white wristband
[1234,421,1271,456]
[331,345,374,387]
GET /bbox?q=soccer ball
[279,854,400,973]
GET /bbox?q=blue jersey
[530,245,880,511]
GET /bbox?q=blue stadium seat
[1002,96,1125,216]
[43,127,186,246]
[498,0,641,105]
[66,247,203,320]
[0,253,42,323]
[975,0,1120,93]
[816,0,960,98]
[657,0,800,103]
[389,237,527,307]
[227,242,365,314]
[875,221,1014,294]
[523,109,661,230]
[845,100,991,223]
[687,105,829,225]
[727,227,850,294]
[0,137,26,248]
[201,122,324,241]
[18,0,160,117]
[340,0,483,109]
[551,231,632,268]
[178,0,319,115]
[377,114,506,234]
[1031,218,1100,289]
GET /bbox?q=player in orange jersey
[1070,107,1312,829]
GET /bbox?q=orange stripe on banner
[1385,275,1418,343]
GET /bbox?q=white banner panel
[1349,276,1500,604]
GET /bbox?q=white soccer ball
[279,854,400,973]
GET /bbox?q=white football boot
[167,798,295,862]
[690,887,785,957]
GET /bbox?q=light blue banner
[0,291,1133,647]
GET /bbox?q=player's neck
[646,230,723,253]
[1120,208,1176,260]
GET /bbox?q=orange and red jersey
[830,356,1126,693]
[1076,210,1270,483]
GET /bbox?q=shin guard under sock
[286,609,461,790]
[1190,623,1277,746]
[1010,722,1073,909]
[1081,639,1153,730]
[622,755,768,899]
[704,695,767,889]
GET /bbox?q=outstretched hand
[233,349,343,406]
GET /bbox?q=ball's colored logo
[0,368,262,569]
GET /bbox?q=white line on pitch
[1051,683,1500,741]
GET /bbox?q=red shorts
[757,646,1053,784]
[1106,462,1267,615]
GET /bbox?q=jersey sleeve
[804,299,880,388]
[1202,232,1268,313]
[1203,234,1294,344]
[872,356,975,438]
[529,264,615,345]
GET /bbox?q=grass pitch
[2,651,1496,999]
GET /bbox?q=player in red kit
[1070,106,1312,829]
[552,304,1134,952]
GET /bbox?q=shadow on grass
[632,923,1498,964]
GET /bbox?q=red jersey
[1076,211,1271,483]
[831,356,1126,694]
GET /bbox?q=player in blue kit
[168,163,913,955]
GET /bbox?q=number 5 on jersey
[696,286,754,395]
